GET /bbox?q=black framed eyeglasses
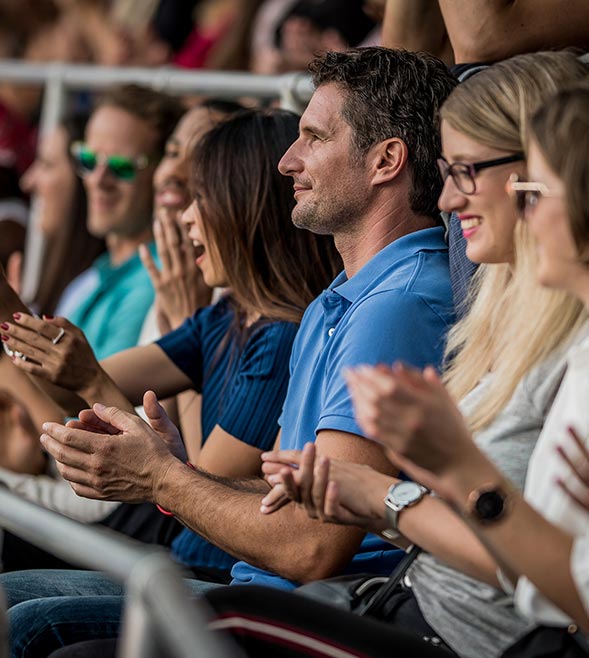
[437,153,524,195]
[508,173,561,216]
[70,141,150,182]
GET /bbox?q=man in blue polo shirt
[24,47,457,647]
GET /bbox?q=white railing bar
[0,489,149,575]
[0,60,314,102]
[0,489,240,658]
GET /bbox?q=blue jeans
[1,570,224,658]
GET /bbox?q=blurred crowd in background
[0,0,384,279]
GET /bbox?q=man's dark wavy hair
[309,47,457,220]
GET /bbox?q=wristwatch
[382,481,428,540]
[466,484,512,525]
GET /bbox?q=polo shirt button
[328,327,335,337]
[568,624,578,634]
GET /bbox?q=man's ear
[370,138,409,186]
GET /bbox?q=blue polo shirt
[157,297,299,571]
[231,226,454,589]
[68,244,157,361]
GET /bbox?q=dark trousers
[48,583,455,658]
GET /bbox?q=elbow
[277,539,355,584]
[450,19,517,64]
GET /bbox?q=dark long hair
[33,114,105,315]
[191,108,342,326]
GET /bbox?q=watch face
[474,490,505,521]
[390,481,424,505]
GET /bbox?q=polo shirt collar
[331,227,445,303]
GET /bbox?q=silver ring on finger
[51,328,65,345]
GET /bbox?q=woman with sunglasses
[193,52,589,658]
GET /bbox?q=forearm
[398,496,500,586]
[78,366,135,414]
[178,390,202,464]
[443,459,589,629]
[0,354,66,429]
[100,344,192,407]
[439,0,589,63]
[0,277,28,323]
[157,461,365,583]
[383,0,453,64]
[354,468,501,586]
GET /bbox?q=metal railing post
[119,552,243,658]
[279,72,314,113]
[0,490,241,658]
[21,64,68,302]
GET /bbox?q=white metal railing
[0,489,242,658]
[0,60,313,300]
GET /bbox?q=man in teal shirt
[57,85,183,360]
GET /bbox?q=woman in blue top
[1,108,341,583]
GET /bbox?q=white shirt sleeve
[515,335,589,624]
[0,462,119,523]
[572,534,589,619]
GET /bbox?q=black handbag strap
[357,544,421,617]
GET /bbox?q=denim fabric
[2,570,124,609]
[2,570,223,658]
[9,596,124,658]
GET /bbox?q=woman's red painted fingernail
[0,323,8,330]
[1,334,9,342]
[12,313,21,320]
[43,314,54,320]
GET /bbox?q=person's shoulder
[350,289,451,336]
[246,318,300,355]
[357,258,452,317]
[180,297,234,334]
[54,267,99,318]
[254,317,299,339]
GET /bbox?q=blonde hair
[444,223,587,430]
[440,52,589,431]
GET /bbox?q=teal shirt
[68,243,156,361]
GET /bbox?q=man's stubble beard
[291,192,367,237]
